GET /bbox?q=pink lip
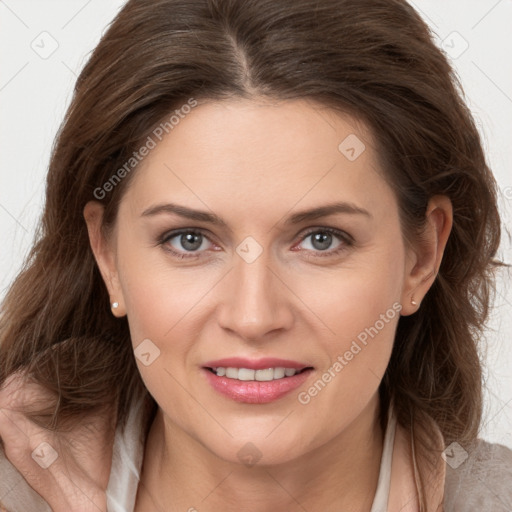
[201,367,314,404]
[202,357,311,371]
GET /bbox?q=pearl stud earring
[411,297,417,306]
[111,302,119,309]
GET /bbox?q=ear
[400,195,453,316]
[83,201,126,317]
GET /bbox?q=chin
[204,434,308,468]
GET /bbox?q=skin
[83,97,453,511]
[0,372,113,512]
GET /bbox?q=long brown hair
[0,0,504,508]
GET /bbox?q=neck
[135,393,384,512]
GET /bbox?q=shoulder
[444,438,512,511]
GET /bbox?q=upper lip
[202,357,313,371]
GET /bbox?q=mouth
[204,366,313,381]
[201,359,315,404]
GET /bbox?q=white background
[1,1,511,447]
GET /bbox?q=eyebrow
[140,201,372,226]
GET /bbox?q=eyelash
[158,227,354,260]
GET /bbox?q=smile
[207,366,311,381]
[202,367,314,404]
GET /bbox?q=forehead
[120,98,395,223]
[146,98,371,165]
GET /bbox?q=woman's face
[96,98,420,464]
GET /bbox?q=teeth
[273,367,285,379]
[225,367,239,379]
[212,367,302,381]
[238,368,255,381]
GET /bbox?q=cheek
[116,234,190,332]
[116,243,226,380]
[292,246,403,340]
[290,245,404,395]
[120,264,213,347]
[116,256,210,418]
[293,269,402,426]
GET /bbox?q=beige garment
[377,405,512,512]
[1,398,511,511]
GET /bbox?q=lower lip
[202,368,313,404]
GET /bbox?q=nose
[216,248,294,342]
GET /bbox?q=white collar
[106,396,146,511]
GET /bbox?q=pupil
[181,233,202,251]
[312,232,331,251]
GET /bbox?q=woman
[0,0,511,510]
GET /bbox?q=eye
[295,227,353,257]
[158,227,353,260]
[159,229,215,259]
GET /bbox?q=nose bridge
[218,244,291,340]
